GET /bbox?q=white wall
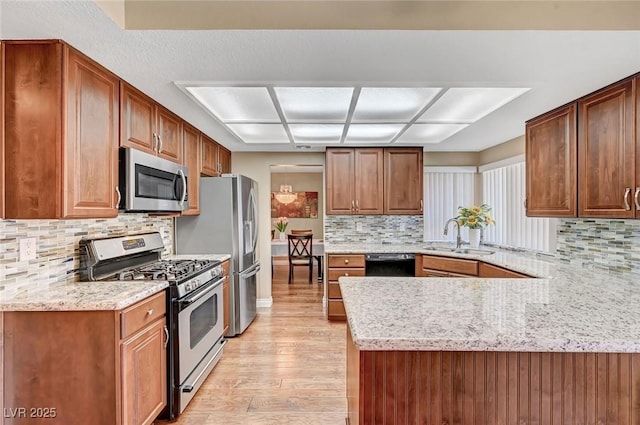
[231,152,325,305]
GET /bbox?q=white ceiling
[2,1,640,153]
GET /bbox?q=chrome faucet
[443,218,462,249]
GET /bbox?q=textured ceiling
[1,1,640,153]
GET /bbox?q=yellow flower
[470,206,483,215]
[467,216,479,225]
[485,215,494,225]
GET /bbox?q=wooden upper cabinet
[354,148,384,214]
[182,123,201,215]
[326,148,356,214]
[120,83,182,163]
[1,41,5,219]
[219,145,232,174]
[578,78,635,218]
[4,41,119,219]
[201,134,220,176]
[525,103,577,217]
[201,135,231,176]
[636,76,640,218]
[383,147,423,214]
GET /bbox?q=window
[424,167,475,242]
[481,157,556,253]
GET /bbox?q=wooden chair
[287,233,313,284]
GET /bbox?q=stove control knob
[185,283,192,291]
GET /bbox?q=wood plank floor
[161,264,347,424]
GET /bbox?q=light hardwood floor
[162,264,347,425]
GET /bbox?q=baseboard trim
[256,297,273,308]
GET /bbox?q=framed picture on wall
[271,191,318,218]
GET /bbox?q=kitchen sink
[453,248,495,255]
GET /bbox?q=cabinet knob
[344,259,349,264]
[146,309,154,316]
[345,273,349,277]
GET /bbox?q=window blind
[481,161,556,252]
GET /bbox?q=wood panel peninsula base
[347,326,640,425]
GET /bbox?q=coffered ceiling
[1,1,640,153]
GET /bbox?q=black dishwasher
[365,253,415,276]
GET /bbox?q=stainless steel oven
[176,274,226,412]
[119,147,188,212]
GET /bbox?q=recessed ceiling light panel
[227,123,290,144]
[418,87,530,123]
[289,124,344,144]
[352,88,442,122]
[275,87,353,122]
[345,124,405,143]
[186,86,280,123]
[396,123,468,144]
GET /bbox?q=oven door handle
[178,276,225,307]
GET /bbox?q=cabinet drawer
[328,282,342,299]
[328,254,365,268]
[328,268,366,281]
[423,268,450,277]
[328,299,346,321]
[121,291,166,339]
[479,262,532,278]
[422,255,478,276]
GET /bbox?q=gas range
[79,232,222,297]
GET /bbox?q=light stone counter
[0,254,231,312]
[333,243,640,353]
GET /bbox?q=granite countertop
[0,253,231,312]
[335,243,640,353]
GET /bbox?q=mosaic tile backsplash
[0,214,174,295]
[556,218,640,275]
[324,215,424,244]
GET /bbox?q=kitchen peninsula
[336,246,640,424]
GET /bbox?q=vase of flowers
[273,217,288,240]
[456,204,494,248]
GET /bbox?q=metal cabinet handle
[524,197,527,209]
[146,309,154,316]
[420,199,423,212]
[355,200,359,212]
[635,188,640,210]
[158,135,163,153]
[115,186,121,208]
[351,200,355,212]
[624,187,631,211]
[152,133,158,152]
[163,325,169,349]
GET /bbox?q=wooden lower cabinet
[221,260,231,335]
[327,254,365,321]
[347,326,640,425]
[2,292,167,425]
[421,254,478,277]
[478,262,532,278]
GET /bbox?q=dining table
[271,238,324,282]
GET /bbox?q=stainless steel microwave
[119,147,189,212]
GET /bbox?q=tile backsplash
[0,214,174,295]
[324,215,424,244]
[556,218,640,275]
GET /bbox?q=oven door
[120,147,188,212]
[176,276,225,386]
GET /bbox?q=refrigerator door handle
[248,187,259,252]
[240,263,261,278]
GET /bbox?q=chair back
[271,229,275,239]
[290,229,313,235]
[288,233,313,259]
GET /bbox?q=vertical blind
[481,161,556,253]
[423,167,475,242]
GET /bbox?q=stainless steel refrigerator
[175,175,260,336]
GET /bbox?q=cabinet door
[121,319,167,425]
[578,79,635,217]
[182,123,201,215]
[525,103,577,217]
[219,145,232,174]
[383,148,423,214]
[156,106,182,163]
[355,148,384,214]
[636,76,640,218]
[201,134,220,176]
[1,42,4,219]
[64,48,119,218]
[326,148,355,214]
[120,83,156,154]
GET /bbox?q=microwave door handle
[177,169,187,207]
